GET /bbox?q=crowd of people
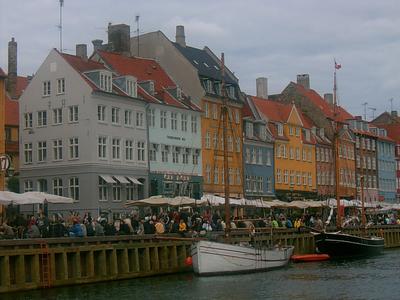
[0,208,398,240]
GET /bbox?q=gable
[287,105,303,126]
[339,129,354,143]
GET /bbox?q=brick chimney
[7,37,17,99]
[297,74,310,90]
[92,39,103,52]
[108,23,130,53]
[324,93,333,105]
[256,77,268,99]
[176,25,186,47]
[76,44,87,60]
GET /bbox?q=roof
[251,96,292,123]
[0,67,6,78]
[5,96,18,126]
[372,111,400,125]
[242,99,254,118]
[173,43,237,85]
[378,124,400,143]
[290,82,353,122]
[15,76,29,98]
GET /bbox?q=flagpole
[333,59,341,229]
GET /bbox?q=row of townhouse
[7,24,399,218]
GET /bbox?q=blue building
[372,127,396,202]
[242,94,275,200]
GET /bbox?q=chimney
[92,39,103,52]
[76,44,87,60]
[324,93,333,105]
[296,74,310,90]
[256,77,268,99]
[108,23,130,53]
[7,37,17,99]
[391,110,398,117]
[175,25,186,47]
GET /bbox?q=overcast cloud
[1,0,400,118]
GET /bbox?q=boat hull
[291,254,330,262]
[314,232,384,258]
[191,240,294,276]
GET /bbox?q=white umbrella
[0,191,26,205]
[21,192,74,204]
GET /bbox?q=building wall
[337,137,357,199]
[0,75,5,190]
[274,124,316,195]
[377,139,396,202]
[19,50,148,214]
[243,141,274,199]
[148,103,203,198]
[201,97,244,198]
[316,144,334,198]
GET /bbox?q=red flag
[335,61,341,69]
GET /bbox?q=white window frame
[53,108,62,125]
[69,177,80,201]
[37,141,47,162]
[43,81,51,96]
[53,178,63,196]
[69,137,79,159]
[137,141,145,161]
[98,136,107,159]
[53,139,63,161]
[125,139,134,161]
[136,111,144,127]
[112,138,121,160]
[57,78,65,95]
[24,113,33,129]
[24,143,33,164]
[111,107,120,125]
[37,110,47,127]
[68,105,79,123]
[98,105,106,122]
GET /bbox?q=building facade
[0,68,6,190]
[242,95,274,199]
[130,25,244,198]
[92,49,203,199]
[252,97,317,201]
[337,127,357,199]
[19,49,148,216]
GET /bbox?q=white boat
[191,240,294,275]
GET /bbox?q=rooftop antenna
[389,98,394,112]
[135,14,140,56]
[368,107,376,120]
[362,102,368,121]
[58,0,64,52]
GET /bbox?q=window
[289,126,294,136]
[24,143,33,164]
[57,78,65,94]
[284,170,289,184]
[53,139,63,161]
[290,147,294,159]
[192,152,199,165]
[24,113,33,128]
[98,177,107,201]
[69,177,79,201]
[266,150,272,166]
[126,184,136,201]
[171,112,177,130]
[235,109,240,124]
[277,123,283,136]
[125,140,134,161]
[236,138,241,153]
[214,166,219,184]
[228,136,233,152]
[172,150,179,164]
[204,102,209,118]
[296,172,301,185]
[98,136,107,158]
[206,164,211,183]
[100,73,112,92]
[38,179,48,192]
[112,138,121,160]
[191,115,198,133]
[205,131,211,149]
[308,172,312,186]
[53,178,63,196]
[290,171,295,185]
[149,109,155,127]
[258,148,263,164]
[251,148,257,164]
[236,169,241,185]
[69,137,79,159]
[212,104,218,119]
[111,107,120,124]
[43,81,51,96]
[136,111,144,127]
[160,111,167,129]
[37,110,47,127]
[98,105,106,122]
[124,110,133,126]
[38,141,47,162]
[137,141,145,161]
[246,122,253,137]
[162,148,169,162]
[53,108,62,125]
[126,79,137,97]
[276,169,282,183]
[295,127,300,137]
[24,180,33,192]
[113,183,121,202]
[302,149,307,161]
[181,114,188,131]
[182,152,189,164]
[229,168,234,185]
[296,147,300,160]
[68,105,78,123]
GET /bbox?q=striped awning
[113,175,130,184]
[99,174,116,184]
[127,176,143,185]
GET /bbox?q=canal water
[5,249,400,300]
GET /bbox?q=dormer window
[176,87,182,99]
[277,123,283,136]
[305,129,311,142]
[100,71,112,92]
[126,78,137,97]
[204,80,213,93]
[214,82,222,95]
[246,122,254,138]
[227,86,235,99]
[259,124,266,140]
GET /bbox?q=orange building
[337,127,357,198]
[252,97,317,200]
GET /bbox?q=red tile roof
[242,100,254,118]
[5,95,18,126]
[380,124,400,143]
[96,50,175,92]
[293,82,353,122]
[251,96,292,123]
[15,76,29,98]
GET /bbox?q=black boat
[314,231,384,258]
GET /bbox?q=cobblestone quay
[0,226,399,294]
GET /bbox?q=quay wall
[1,226,400,294]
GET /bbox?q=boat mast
[221,53,231,237]
[333,60,341,229]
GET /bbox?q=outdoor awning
[127,176,143,185]
[99,174,116,184]
[113,175,130,184]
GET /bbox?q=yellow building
[0,68,6,190]
[252,97,317,200]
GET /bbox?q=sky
[1,0,400,119]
